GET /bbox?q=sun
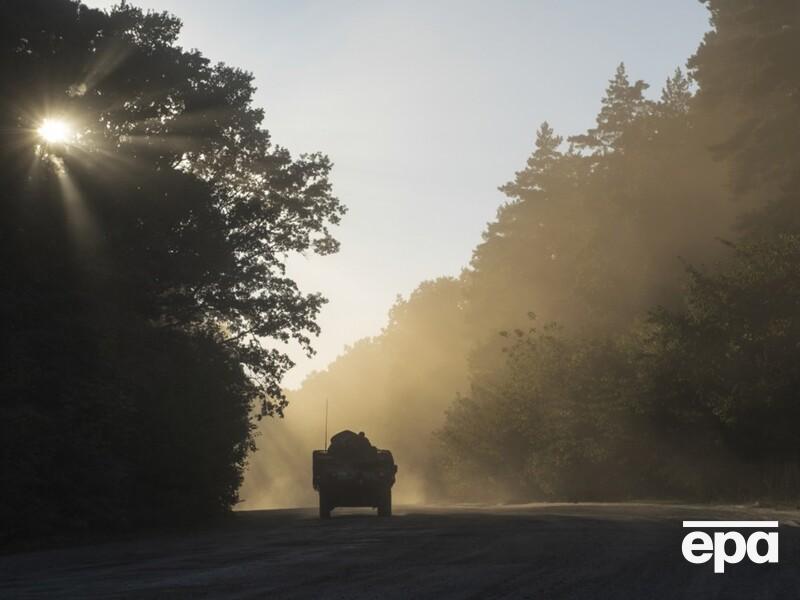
[37,118,74,144]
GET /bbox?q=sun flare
[37,118,73,144]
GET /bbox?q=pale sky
[88,0,710,387]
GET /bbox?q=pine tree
[570,63,651,153]
[500,121,563,199]
[659,68,692,116]
[690,0,800,233]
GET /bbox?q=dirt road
[2,503,799,599]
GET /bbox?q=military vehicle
[312,430,397,519]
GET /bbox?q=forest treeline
[1,0,343,539]
[253,0,800,504]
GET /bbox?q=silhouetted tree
[0,0,342,538]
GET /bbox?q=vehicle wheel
[319,492,331,519]
[377,489,391,517]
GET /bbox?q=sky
[88,0,711,387]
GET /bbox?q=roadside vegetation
[279,0,800,504]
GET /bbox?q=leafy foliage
[648,236,800,463]
[0,0,342,538]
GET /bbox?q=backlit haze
[88,0,709,388]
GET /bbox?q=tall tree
[690,0,800,234]
[0,0,343,537]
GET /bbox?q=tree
[648,237,800,464]
[569,63,651,154]
[500,122,563,199]
[659,68,692,117]
[438,322,643,501]
[0,0,343,537]
[689,0,800,234]
[437,53,753,502]
[464,120,591,343]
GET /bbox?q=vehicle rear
[313,449,397,518]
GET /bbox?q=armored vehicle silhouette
[312,430,397,518]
